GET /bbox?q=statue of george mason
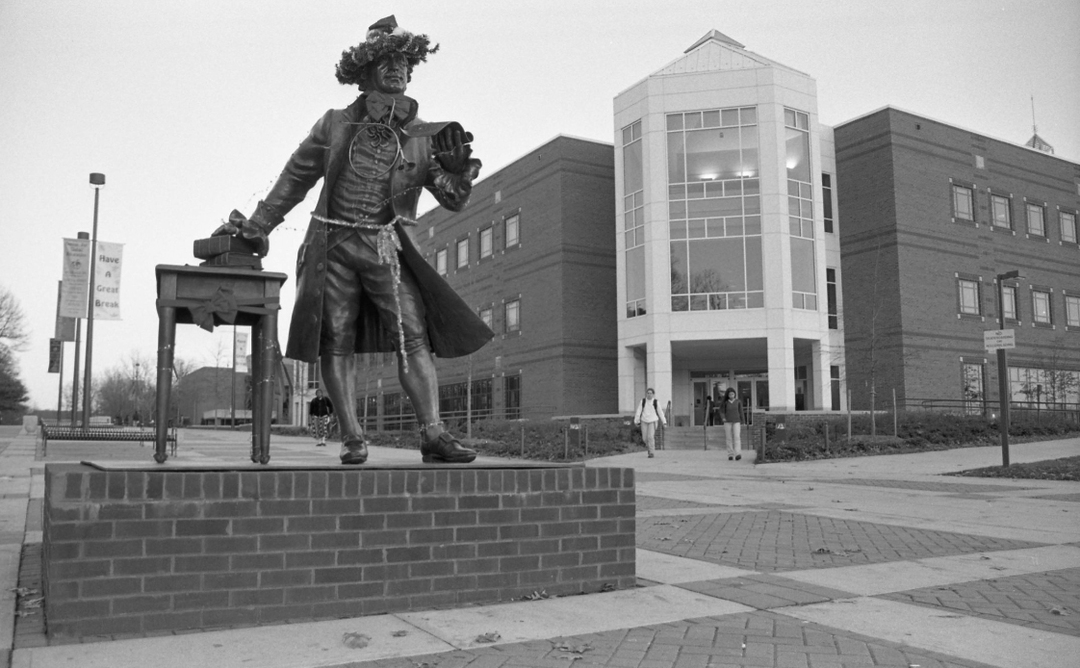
[215,15,492,465]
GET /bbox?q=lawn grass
[947,455,1080,482]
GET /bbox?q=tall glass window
[1002,285,1018,321]
[623,120,646,318]
[786,108,816,310]
[991,194,1012,229]
[952,184,974,221]
[667,107,762,311]
[1060,210,1077,244]
[1026,202,1046,237]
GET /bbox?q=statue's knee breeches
[320,233,431,356]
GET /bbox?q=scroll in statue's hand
[434,124,480,179]
[212,210,271,257]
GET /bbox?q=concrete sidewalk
[1,425,1077,667]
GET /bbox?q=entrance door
[693,381,708,425]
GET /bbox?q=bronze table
[154,264,288,463]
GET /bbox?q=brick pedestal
[42,463,635,639]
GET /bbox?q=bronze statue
[215,15,492,465]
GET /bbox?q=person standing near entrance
[719,387,744,460]
[634,388,666,458]
[308,389,334,447]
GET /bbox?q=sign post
[992,269,1022,467]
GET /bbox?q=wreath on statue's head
[335,15,438,88]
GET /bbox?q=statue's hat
[335,15,438,86]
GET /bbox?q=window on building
[830,366,841,411]
[1065,294,1080,328]
[1061,210,1078,244]
[472,378,493,420]
[1010,366,1080,408]
[305,361,318,389]
[504,374,521,420]
[822,173,834,233]
[1026,202,1046,237]
[479,226,493,258]
[667,106,763,312]
[826,268,838,329]
[952,184,974,221]
[479,306,492,329]
[623,119,646,318]
[505,213,520,248]
[786,108,816,310]
[962,362,985,414]
[958,278,981,315]
[435,248,447,276]
[1002,284,1018,321]
[504,299,520,333]
[456,238,469,269]
[991,194,1011,229]
[1032,289,1052,324]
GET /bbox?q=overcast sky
[2,0,1078,411]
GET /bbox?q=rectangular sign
[54,281,76,341]
[234,330,249,373]
[59,238,90,318]
[48,338,62,373]
[92,241,124,320]
[984,329,1016,351]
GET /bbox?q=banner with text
[234,330,249,373]
[92,241,124,320]
[48,338,62,373]
[54,280,76,341]
[59,238,90,318]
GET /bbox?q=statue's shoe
[420,431,477,463]
[339,438,369,465]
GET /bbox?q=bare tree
[0,286,30,353]
[0,287,30,422]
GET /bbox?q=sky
[2,0,1078,412]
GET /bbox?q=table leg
[257,312,277,464]
[154,307,177,463]
[250,324,263,463]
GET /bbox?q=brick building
[835,107,1080,410]
[352,135,618,424]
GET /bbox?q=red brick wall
[43,463,636,639]
[837,108,1080,408]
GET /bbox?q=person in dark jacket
[720,387,745,460]
[308,390,334,447]
[214,16,491,465]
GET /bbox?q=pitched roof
[652,30,808,77]
[1025,132,1055,155]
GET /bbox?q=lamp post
[996,269,1021,467]
[81,173,105,427]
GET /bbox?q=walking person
[634,388,666,458]
[719,387,744,460]
[308,389,334,447]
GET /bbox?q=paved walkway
[1,426,1077,667]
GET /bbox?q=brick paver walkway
[356,611,996,667]
[879,566,1080,637]
[636,472,718,483]
[815,478,1035,494]
[1031,492,1080,503]
[638,495,731,511]
[638,511,1042,572]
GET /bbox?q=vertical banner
[92,241,124,320]
[234,330,249,373]
[48,339,62,373]
[54,281,76,341]
[59,238,90,318]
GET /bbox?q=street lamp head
[998,270,1022,281]
[89,173,105,186]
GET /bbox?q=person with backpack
[719,387,745,460]
[633,388,666,458]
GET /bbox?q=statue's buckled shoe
[420,431,476,463]
[339,438,369,465]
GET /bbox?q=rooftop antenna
[1025,95,1054,155]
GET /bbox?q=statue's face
[371,53,409,94]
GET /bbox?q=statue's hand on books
[212,210,270,257]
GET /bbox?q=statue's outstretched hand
[434,125,480,179]
[212,209,270,257]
